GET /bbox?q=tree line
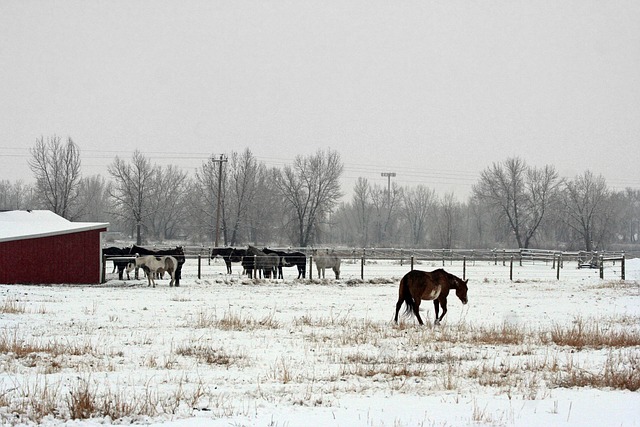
[1,135,638,251]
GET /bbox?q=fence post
[463,256,466,281]
[442,249,445,266]
[102,254,107,284]
[599,255,604,279]
[411,256,414,271]
[309,255,313,280]
[509,256,513,281]
[253,254,257,279]
[197,254,201,279]
[361,256,365,280]
[552,254,556,270]
[557,254,561,280]
[400,249,404,266]
[621,256,625,280]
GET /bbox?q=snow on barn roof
[0,210,109,243]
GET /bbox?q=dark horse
[129,245,186,286]
[394,269,468,325]
[262,248,307,279]
[210,247,246,274]
[242,245,279,279]
[103,246,132,280]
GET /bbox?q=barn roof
[0,210,109,243]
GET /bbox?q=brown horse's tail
[402,276,416,317]
[396,274,416,321]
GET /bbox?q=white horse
[313,249,341,279]
[126,255,178,287]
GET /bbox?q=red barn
[0,210,109,284]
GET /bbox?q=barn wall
[0,229,106,284]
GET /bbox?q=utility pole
[380,172,396,206]
[211,154,228,247]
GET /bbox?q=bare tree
[191,156,220,242]
[147,165,189,240]
[246,166,281,244]
[435,192,462,248]
[74,175,111,222]
[561,171,615,251]
[473,157,559,248]
[28,135,82,219]
[615,188,640,244]
[107,151,155,244]
[190,149,265,246]
[352,177,373,247]
[224,149,263,245]
[273,149,343,247]
[0,180,36,210]
[370,182,403,246]
[402,185,436,246]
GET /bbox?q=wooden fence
[103,247,629,282]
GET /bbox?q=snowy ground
[0,258,639,426]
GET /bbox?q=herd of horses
[103,245,469,326]
[102,245,186,286]
[209,246,341,280]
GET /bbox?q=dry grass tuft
[590,280,638,290]
[175,344,245,366]
[67,379,96,420]
[545,317,640,349]
[1,375,210,423]
[0,297,26,314]
[558,350,640,391]
[467,322,528,345]
[194,309,280,331]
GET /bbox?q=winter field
[0,257,639,426]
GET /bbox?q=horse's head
[455,278,469,305]
[125,254,140,274]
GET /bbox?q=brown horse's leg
[433,300,440,324]
[395,277,406,323]
[435,297,448,324]
[394,296,404,323]
[413,298,424,325]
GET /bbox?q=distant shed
[0,210,109,284]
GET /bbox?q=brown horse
[394,269,468,325]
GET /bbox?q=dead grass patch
[557,350,640,391]
[475,322,528,345]
[175,344,245,366]
[590,280,638,290]
[545,317,640,349]
[0,328,98,359]
[194,309,280,331]
[0,374,211,423]
[0,297,26,314]
[340,360,429,378]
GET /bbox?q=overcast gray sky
[1,0,639,199]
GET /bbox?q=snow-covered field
[1,258,639,426]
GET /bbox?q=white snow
[0,257,638,426]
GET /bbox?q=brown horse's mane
[431,268,459,288]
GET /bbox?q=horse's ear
[464,279,468,285]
